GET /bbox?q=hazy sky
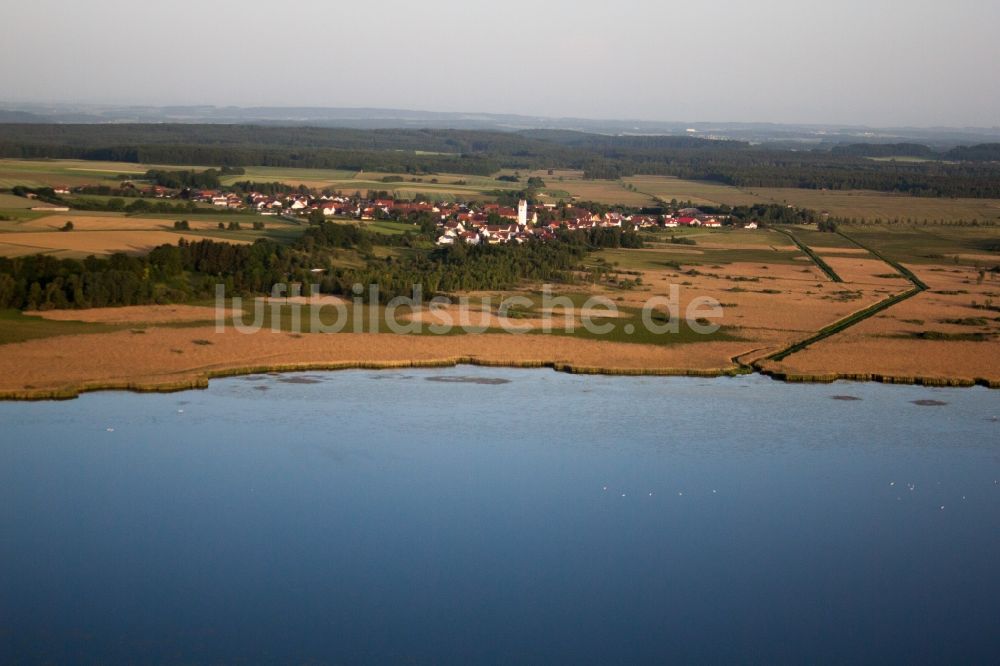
[2,0,998,127]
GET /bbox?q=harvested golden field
[0,326,754,399]
[27,304,225,325]
[0,229,250,258]
[14,213,182,231]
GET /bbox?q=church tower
[517,199,528,227]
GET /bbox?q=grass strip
[774,228,843,282]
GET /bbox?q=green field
[366,220,420,235]
[625,175,761,207]
[220,166,520,200]
[781,226,863,250]
[838,225,1000,267]
[594,229,807,269]
[0,159,179,188]
[0,310,116,345]
[751,188,1000,223]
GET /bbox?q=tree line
[4,123,1000,197]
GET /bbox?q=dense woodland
[0,222,642,310]
[2,124,1000,197]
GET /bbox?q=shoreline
[0,357,750,401]
[2,352,996,402]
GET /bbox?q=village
[48,181,759,245]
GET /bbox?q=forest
[2,124,1000,197]
[0,222,642,310]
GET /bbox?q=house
[675,216,700,227]
[629,215,658,228]
[744,221,759,230]
[701,218,722,228]
[496,206,518,220]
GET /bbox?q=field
[0,210,303,257]
[749,188,1000,223]
[5,158,1000,224]
[523,171,1000,223]
[624,175,761,207]
[0,159,165,188]
[521,170,657,206]
[837,225,1000,266]
[220,166,523,200]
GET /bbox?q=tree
[60,221,74,232]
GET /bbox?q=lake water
[1,369,998,664]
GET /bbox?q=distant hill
[0,110,46,123]
[831,142,936,158]
[945,143,1000,161]
[2,102,1000,148]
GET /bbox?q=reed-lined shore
[0,359,753,401]
[0,324,995,400]
[0,326,756,400]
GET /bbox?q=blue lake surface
[1,368,999,664]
